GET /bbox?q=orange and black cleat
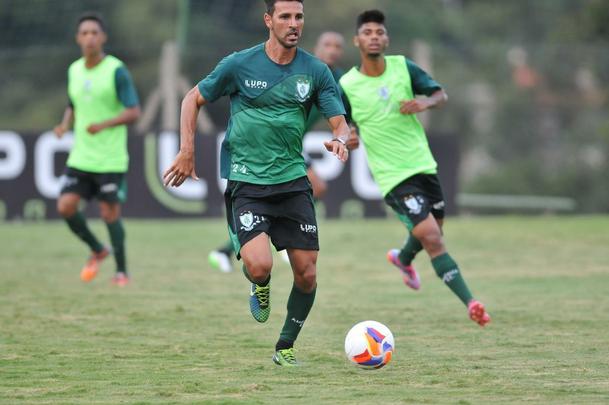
[80,247,110,282]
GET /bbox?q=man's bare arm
[53,106,74,138]
[400,89,448,115]
[163,86,206,187]
[323,115,350,162]
[87,106,141,134]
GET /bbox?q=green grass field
[1,217,608,404]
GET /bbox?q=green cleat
[272,348,299,366]
[249,283,271,323]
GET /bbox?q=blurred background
[1,0,608,220]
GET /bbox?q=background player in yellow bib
[53,13,140,286]
[340,10,490,326]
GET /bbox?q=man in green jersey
[164,0,351,365]
[340,10,490,326]
[207,30,356,274]
[54,13,140,287]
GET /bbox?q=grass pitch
[1,217,608,404]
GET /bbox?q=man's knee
[418,232,445,256]
[294,261,317,293]
[99,202,120,223]
[57,196,78,218]
[243,257,273,283]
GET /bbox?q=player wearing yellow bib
[54,13,140,286]
[340,10,490,326]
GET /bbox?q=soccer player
[54,13,140,286]
[163,0,351,365]
[207,30,356,273]
[339,10,491,326]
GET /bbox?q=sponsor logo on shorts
[239,210,265,232]
[404,195,424,215]
[300,224,317,234]
[100,183,118,193]
[433,201,446,210]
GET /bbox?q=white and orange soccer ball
[344,320,394,369]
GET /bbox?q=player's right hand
[53,124,68,139]
[163,150,199,187]
[346,126,360,150]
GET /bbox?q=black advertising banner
[0,130,459,220]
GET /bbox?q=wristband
[332,137,347,145]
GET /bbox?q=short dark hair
[264,0,303,15]
[356,9,385,31]
[77,12,106,32]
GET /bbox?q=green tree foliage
[1,0,607,211]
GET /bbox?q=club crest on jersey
[378,86,390,100]
[404,195,424,215]
[296,79,311,102]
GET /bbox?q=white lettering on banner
[303,131,343,181]
[216,132,227,192]
[34,131,73,198]
[159,131,207,200]
[351,145,382,200]
[0,131,26,179]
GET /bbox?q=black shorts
[59,167,127,203]
[225,176,319,259]
[384,173,445,231]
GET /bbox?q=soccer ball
[344,320,394,369]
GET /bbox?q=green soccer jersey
[67,55,139,173]
[198,43,345,184]
[340,55,442,196]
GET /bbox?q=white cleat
[208,250,233,273]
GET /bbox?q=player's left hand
[324,139,349,162]
[400,99,431,115]
[163,150,199,187]
[87,123,106,134]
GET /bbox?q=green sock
[398,234,423,265]
[219,240,234,256]
[431,253,473,306]
[106,220,126,273]
[65,212,103,253]
[279,284,316,344]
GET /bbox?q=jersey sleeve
[197,54,237,103]
[338,84,353,124]
[406,58,442,96]
[315,64,346,119]
[114,66,140,108]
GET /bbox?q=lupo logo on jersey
[245,80,268,89]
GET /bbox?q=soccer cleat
[111,272,130,287]
[208,250,233,273]
[249,283,271,323]
[387,249,421,290]
[80,247,110,282]
[272,348,299,366]
[468,300,491,327]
